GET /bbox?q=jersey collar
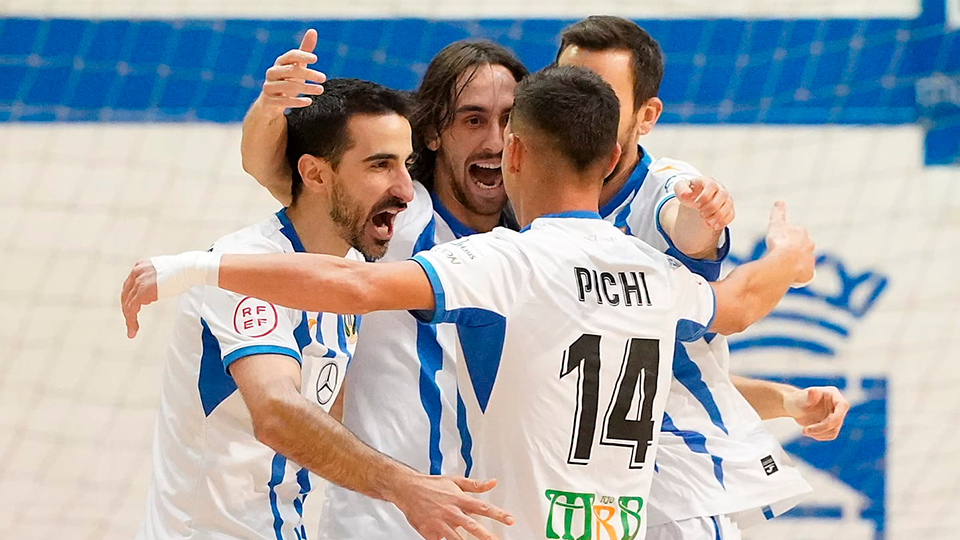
[430,191,477,239]
[598,145,653,218]
[276,208,306,253]
[519,210,603,233]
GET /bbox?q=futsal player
[555,16,849,539]
[128,79,511,540]
[244,35,532,540]
[121,65,818,540]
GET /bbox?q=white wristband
[151,251,222,299]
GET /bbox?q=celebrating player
[121,65,817,540]
[243,35,530,539]
[555,16,849,539]
[128,79,512,540]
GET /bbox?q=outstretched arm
[241,29,326,205]
[232,353,513,540]
[731,375,849,441]
[709,201,814,335]
[120,253,433,338]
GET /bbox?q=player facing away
[130,79,512,540]
[555,16,850,539]
[122,66,817,540]
[243,36,529,540]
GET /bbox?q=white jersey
[320,182,491,540]
[600,148,811,527]
[411,213,717,540]
[137,210,358,540]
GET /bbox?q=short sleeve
[651,158,731,281]
[667,257,717,343]
[408,231,529,325]
[200,287,305,374]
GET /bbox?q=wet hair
[408,40,528,189]
[285,78,411,203]
[510,65,619,173]
[556,15,664,110]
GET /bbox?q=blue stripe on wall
[0,15,956,126]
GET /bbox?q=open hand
[259,29,327,116]
[120,260,159,339]
[393,475,514,540]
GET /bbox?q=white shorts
[646,515,742,540]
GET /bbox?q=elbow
[250,388,292,450]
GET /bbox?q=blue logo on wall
[731,239,888,540]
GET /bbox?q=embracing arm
[232,354,513,540]
[708,202,814,335]
[241,29,326,205]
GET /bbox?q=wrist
[152,251,221,299]
[375,460,419,505]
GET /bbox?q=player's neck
[598,144,640,208]
[284,202,351,257]
[516,170,601,227]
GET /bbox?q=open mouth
[369,207,402,241]
[469,162,503,191]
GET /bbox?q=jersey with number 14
[411,213,716,540]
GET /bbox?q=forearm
[219,253,369,313]
[257,388,414,503]
[663,199,722,259]
[241,97,294,205]
[731,375,794,420]
[711,247,798,334]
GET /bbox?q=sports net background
[1,1,959,539]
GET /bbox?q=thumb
[299,29,318,55]
[674,179,698,205]
[768,200,787,227]
[453,477,497,494]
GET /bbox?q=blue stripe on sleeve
[410,254,448,324]
[222,345,301,372]
[655,193,729,282]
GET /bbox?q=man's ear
[504,133,521,174]
[604,142,623,180]
[425,127,440,152]
[298,154,333,194]
[637,97,663,136]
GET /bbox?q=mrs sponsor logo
[544,489,644,540]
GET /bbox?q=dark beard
[329,180,384,260]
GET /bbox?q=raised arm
[231,353,513,540]
[709,201,814,335]
[120,253,434,338]
[659,176,734,260]
[731,374,849,441]
[241,29,326,205]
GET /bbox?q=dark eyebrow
[363,153,399,163]
[455,105,488,114]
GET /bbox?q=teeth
[474,163,500,170]
[475,180,501,190]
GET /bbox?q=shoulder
[209,215,289,255]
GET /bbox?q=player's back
[411,213,716,539]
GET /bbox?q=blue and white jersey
[320,181,487,540]
[410,213,717,540]
[136,209,358,540]
[601,147,811,527]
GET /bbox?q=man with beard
[122,65,819,540]
[241,34,529,540]
[555,16,849,540]
[129,79,512,540]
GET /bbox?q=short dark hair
[285,78,412,203]
[408,40,528,189]
[511,65,619,173]
[557,16,664,110]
